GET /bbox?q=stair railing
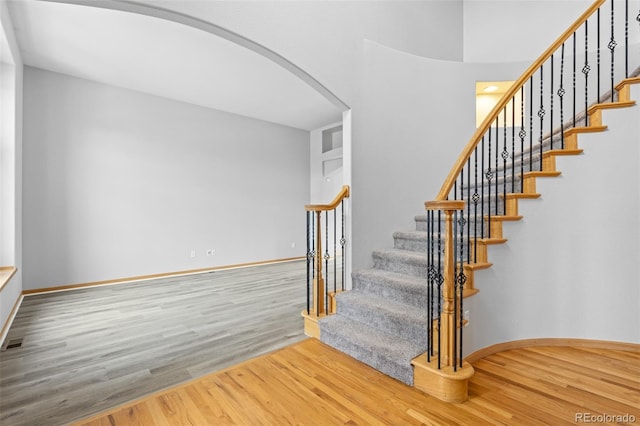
[424,0,639,373]
[304,185,350,317]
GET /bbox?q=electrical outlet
[190,250,196,258]
[291,242,296,249]
[463,310,470,326]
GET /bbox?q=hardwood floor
[75,339,640,426]
[0,260,308,426]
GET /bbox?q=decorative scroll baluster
[583,21,590,126]
[481,137,485,239]
[427,210,433,362]
[467,158,471,264]
[306,211,311,315]
[473,147,479,262]
[486,127,492,238]
[502,109,508,215]
[573,32,577,127]
[559,43,566,149]
[341,200,346,292]
[324,213,329,311]
[494,118,499,215]
[437,210,442,369]
[333,208,337,296]
[538,65,545,171]
[529,76,534,172]
[520,88,525,187]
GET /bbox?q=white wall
[351,40,528,271]
[0,0,23,337]
[464,1,592,63]
[464,0,640,63]
[22,67,310,290]
[465,86,640,352]
[133,0,464,108]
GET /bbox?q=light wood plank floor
[0,260,309,426]
[75,339,640,426]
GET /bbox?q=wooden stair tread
[502,193,541,200]
[543,149,584,157]
[523,170,562,178]
[475,238,508,245]
[615,76,640,90]
[564,125,608,135]
[587,100,636,114]
[486,215,523,222]
[464,262,493,271]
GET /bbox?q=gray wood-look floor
[0,260,309,426]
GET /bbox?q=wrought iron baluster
[467,157,471,264]
[598,8,601,99]
[502,109,508,216]
[538,65,545,171]
[559,43,566,149]
[427,210,433,362]
[486,127,492,239]
[341,200,346,292]
[529,76,534,172]
[473,146,479,262]
[481,137,485,240]
[573,32,577,127]
[495,117,499,215]
[437,210,443,369]
[511,96,515,194]
[324,212,329,313]
[551,53,555,149]
[520,87,526,189]
[583,21,590,126]
[306,211,311,315]
[333,208,337,296]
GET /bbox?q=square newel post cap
[425,200,465,211]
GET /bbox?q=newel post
[412,200,474,403]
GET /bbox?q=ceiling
[6,0,345,130]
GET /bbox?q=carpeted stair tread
[334,290,429,345]
[393,231,428,252]
[372,248,428,277]
[319,314,425,385]
[353,268,428,308]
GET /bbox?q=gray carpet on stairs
[318,218,431,386]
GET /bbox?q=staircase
[305,0,640,401]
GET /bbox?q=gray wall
[22,67,310,290]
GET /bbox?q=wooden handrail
[434,0,606,201]
[305,185,350,211]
